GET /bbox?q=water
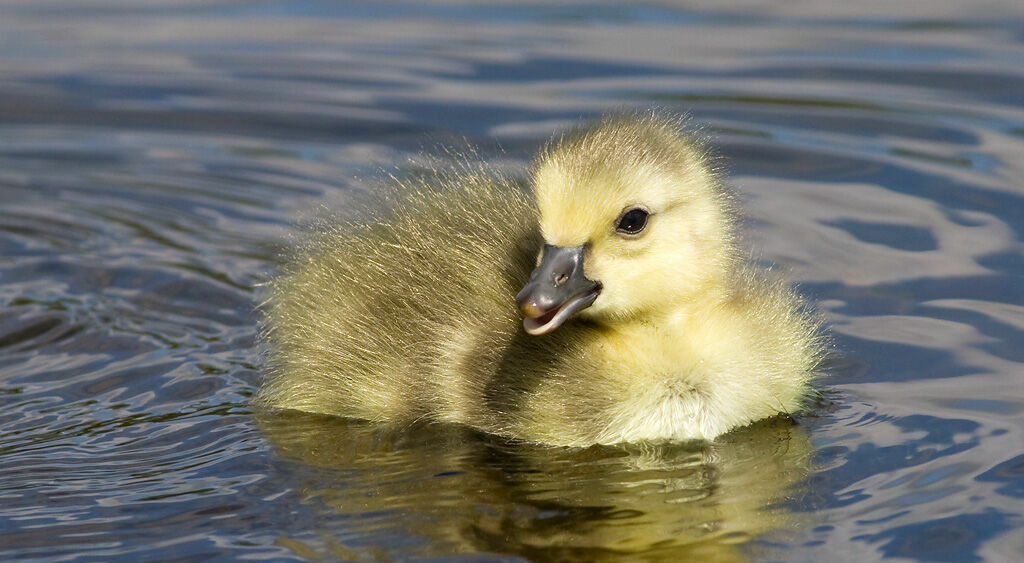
[1,1,1022,560]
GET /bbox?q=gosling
[258,113,824,446]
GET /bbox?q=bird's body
[258,114,823,446]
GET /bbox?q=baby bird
[258,113,823,447]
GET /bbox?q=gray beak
[515,244,602,335]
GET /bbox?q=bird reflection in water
[256,412,813,561]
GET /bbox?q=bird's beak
[515,244,602,335]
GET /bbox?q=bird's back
[258,170,542,423]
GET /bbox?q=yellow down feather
[257,112,825,446]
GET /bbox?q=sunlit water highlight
[1,1,1023,560]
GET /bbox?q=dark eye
[615,208,649,235]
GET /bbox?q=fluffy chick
[258,113,824,446]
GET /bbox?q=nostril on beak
[553,273,568,287]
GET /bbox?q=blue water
[1,1,1023,560]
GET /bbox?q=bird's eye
[615,208,649,235]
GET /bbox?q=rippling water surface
[2,1,1023,560]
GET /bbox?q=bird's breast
[595,379,712,443]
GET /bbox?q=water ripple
[0,1,1022,560]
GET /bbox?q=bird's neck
[595,281,732,350]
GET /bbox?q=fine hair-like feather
[258,112,825,446]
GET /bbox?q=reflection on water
[1,0,1023,560]
[257,412,812,561]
